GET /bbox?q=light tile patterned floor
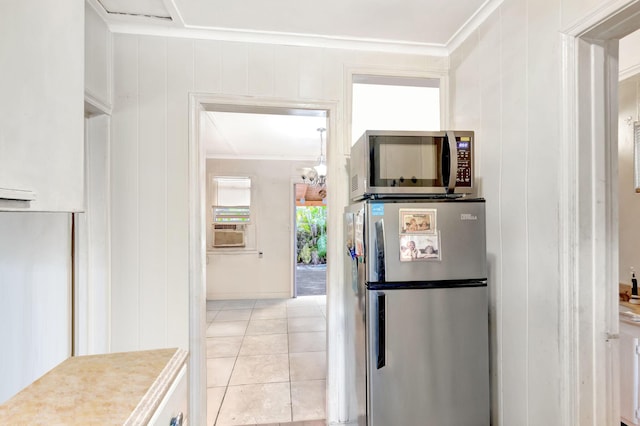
[206,296,327,426]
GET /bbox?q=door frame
[188,94,343,425]
[560,1,640,423]
[293,182,299,298]
[74,107,112,356]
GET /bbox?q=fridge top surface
[363,197,485,203]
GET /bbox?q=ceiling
[92,0,495,53]
[93,0,493,160]
[202,111,327,160]
[173,0,487,46]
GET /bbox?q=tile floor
[206,296,327,426]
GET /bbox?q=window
[210,176,253,248]
[211,177,251,224]
[351,75,441,144]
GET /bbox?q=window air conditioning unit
[213,224,245,248]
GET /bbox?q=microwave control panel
[455,139,472,187]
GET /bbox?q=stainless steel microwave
[349,130,474,200]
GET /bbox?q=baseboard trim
[206,291,291,300]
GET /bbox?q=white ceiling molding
[445,0,504,54]
[620,63,640,81]
[162,0,185,26]
[86,0,111,22]
[107,22,450,56]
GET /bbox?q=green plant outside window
[296,206,327,265]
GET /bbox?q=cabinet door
[0,1,84,211]
[621,324,640,425]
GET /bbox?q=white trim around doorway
[188,94,343,425]
[560,1,640,424]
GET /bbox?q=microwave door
[372,135,443,193]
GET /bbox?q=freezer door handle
[374,219,386,282]
[376,292,386,369]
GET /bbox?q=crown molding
[446,0,504,54]
[562,0,640,37]
[107,21,449,56]
[162,0,185,26]
[86,0,110,21]
[620,63,640,81]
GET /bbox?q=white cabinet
[148,364,188,425]
[621,320,640,425]
[0,1,84,212]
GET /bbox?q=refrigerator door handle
[374,219,386,282]
[376,292,386,369]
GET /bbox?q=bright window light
[351,76,441,144]
[212,176,251,224]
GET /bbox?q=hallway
[206,296,327,425]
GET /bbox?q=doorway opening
[189,96,340,425]
[294,183,327,297]
[561,2,640,424]
[616,28,640,426]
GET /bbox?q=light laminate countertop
[620,283,640,318]
[621,300,640,315]
[0,347,188,425]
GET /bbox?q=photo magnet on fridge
[399,208,437,234]
[399,232,441,262]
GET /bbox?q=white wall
[618,76,640,285]
[109,34,447,423]
[620,29,640,80]
[0,213,71,403]
[206,158,313,300]
[449,0,621,424]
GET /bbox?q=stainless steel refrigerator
[344,198,490,426]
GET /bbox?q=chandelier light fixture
[302,127,327,187]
